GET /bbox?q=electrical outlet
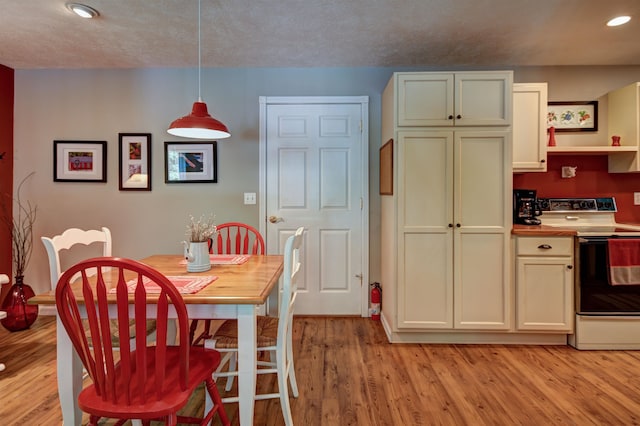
[244,192,257,205]
[635,192,640,205]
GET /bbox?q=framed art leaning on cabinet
[380,139,393,195]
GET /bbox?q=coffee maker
[513,189,541,225]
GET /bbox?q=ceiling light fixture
[168,0,230,140]
[66,3,99,19]
[607,15,631,27]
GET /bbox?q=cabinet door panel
[397,73,454,126]
[455,72,512,126]
[455,233,509,329]
[456,131,508,228]
[513,83,547,171]
[399,233,453,328]
[399,131,453,229]
[517,257,573,331]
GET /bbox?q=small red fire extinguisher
[370,282,382,320]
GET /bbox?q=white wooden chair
[41,227,112,293]
[0,273,8,372]
[205,226,304,426]
[41,227,156,348]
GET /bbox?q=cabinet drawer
[517,237,573,256]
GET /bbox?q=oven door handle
[579,237,610,244]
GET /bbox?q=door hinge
[359,120,363,133]
[360,197,363,210]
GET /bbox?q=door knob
[268,215,283,224]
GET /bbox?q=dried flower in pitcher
[186,214,217,242]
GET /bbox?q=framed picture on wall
[53,140,107,182]
[547,101,598,132]
[164,141,217,183]
[118,133,151,191]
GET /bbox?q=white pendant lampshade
[168,0,230,140]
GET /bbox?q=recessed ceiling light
[607,16,631,27]
[66,3,99,19]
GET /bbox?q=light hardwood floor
[2,315,640,425]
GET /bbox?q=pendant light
[168,0,230,139]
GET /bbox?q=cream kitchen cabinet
[396,72,513,127]
[394,129,512,330]
[515,236,574,332]
[513,83,548,172]
[381,70,513,340]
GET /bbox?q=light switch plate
[634,192,640,205]
[244,192,257,205]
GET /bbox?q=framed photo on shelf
[53,140,107,182]
[379,139,393,195]
[547,101,598,132]
[118,133,151,191]
[164,141,217,183]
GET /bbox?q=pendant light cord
[197,0,202,102]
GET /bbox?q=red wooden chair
[208,222,265,256]
[55,257,229,426]
[190,222,265,345]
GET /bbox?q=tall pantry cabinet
[380,71,513,342]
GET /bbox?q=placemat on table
[109,276,217,294]
[179,254,250,265]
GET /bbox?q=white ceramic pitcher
[182,241,211,272]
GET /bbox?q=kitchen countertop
[511,224,577,237]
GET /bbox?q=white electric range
[538,197,640,350]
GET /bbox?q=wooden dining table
[30,254,284,426]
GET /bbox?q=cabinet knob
[448,115,454,120]
[456,223,461,228]
[456,114,462,119]
[537,244,552,249]
[567,265,573,270]
[540,159,546,163]
[448,223,454,228]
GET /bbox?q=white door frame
[258,96,370,317]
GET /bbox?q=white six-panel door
[259,97,369,316]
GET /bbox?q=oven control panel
[538,197,617,212]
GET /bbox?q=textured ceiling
[1,0,639,69]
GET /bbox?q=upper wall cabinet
[396,72,513,127]
[608,82,640,173]
[513,83,548,172]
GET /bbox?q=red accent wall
[513,155,640,224]
[0,64,14,297]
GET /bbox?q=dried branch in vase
[1,172,37,277]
